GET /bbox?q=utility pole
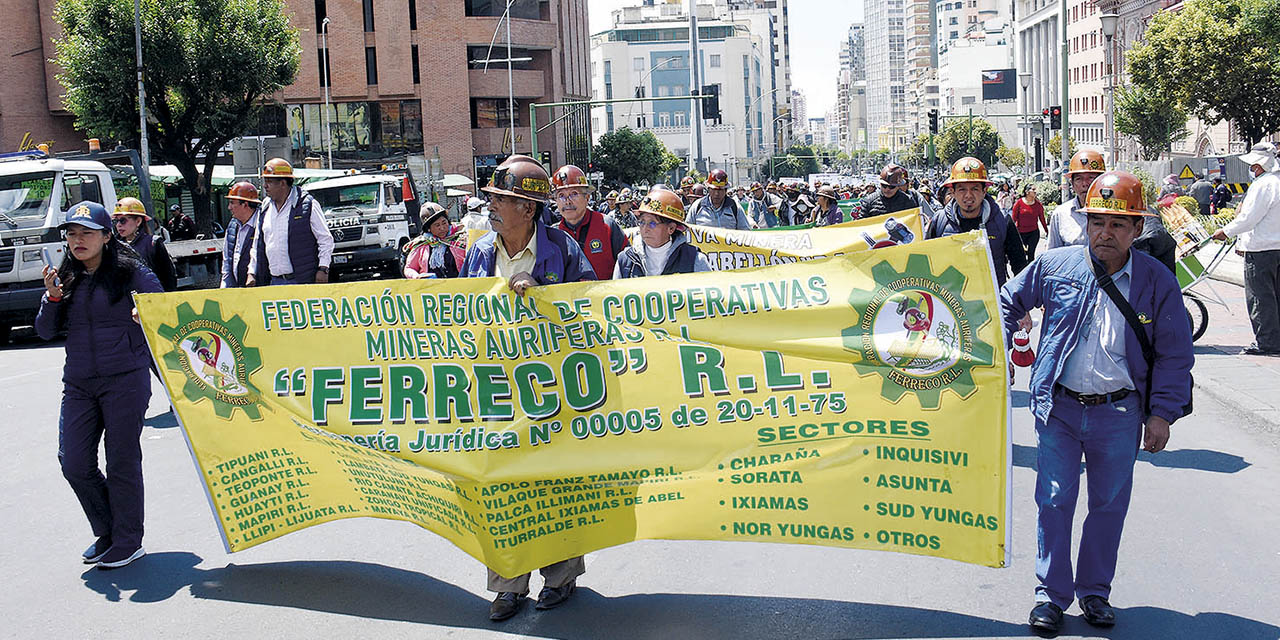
[688,0,705,173]
[1060,0,1071,201]
[133,0,149,185]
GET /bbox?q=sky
[586,0,861,117]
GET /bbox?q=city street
[1,279,1278,640]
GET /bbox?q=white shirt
[642,239,675,276]
[1058,249,1135,394]
[1047,196,1088,249]
[1222,171,1280,252]
[248,187,334,277]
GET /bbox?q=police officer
[164,204,196,241]
[246,158,334,286]
[688,169,750,229]
[221,182,265,288]
[926,157,1028,286]
[36,202,164,569]
[111,197,177,291]
[614,187,713,277]
[552,164,626,280]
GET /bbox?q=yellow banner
[467,210,925,272]
[137,232,1010,576]
[686,209,925,271]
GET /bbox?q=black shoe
[1079,595,1116,627]
[535,580,576,610]
[1240,345,1280,356]
[81,537,111,564]
[489,592,524,621]
[96,545,145,569]
[1029,601,1064,635]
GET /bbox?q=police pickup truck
[301,174,414,280]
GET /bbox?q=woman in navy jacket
[36,201,163,569]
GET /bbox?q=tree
[936,117,1001,167]
[1047,133,1077,158]
[769,145,821,178]
[1114,84,1190,160]
[592,127,676,186]
[997,145,1027,170]
[54,0,300,232]
[1127,0,1280,146]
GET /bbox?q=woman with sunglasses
[36,201,163,570]
[111,198,177,291]
[613,187,712,278]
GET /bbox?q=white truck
[0,149,223,345]
[301,174,415,280]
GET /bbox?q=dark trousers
[1244,250,1280,351]
[59,368,151,551]
[1020,229,1041,261]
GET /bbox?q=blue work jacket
[461,220,596,285]
[1000,245,1194,425]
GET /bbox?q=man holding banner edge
[1000,170,1193,634]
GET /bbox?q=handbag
[1092,259,1193,418]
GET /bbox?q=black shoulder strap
[1092,257,1154,412]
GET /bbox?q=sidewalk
[1186,273,1280,432]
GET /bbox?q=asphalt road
[1,328,1278,640]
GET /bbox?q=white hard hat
[1240,142,1279,173]
[466,196,485,212]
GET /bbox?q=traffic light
[928,109,939,134]
[701,84,721,124]
[539,150,551,166]
[1049,106,1062,130]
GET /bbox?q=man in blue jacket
[1001,171,1194,634]
[459,154,594,622]
[926,157,1027,286]
[221,181,266,288]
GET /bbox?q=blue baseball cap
[59,201,112,231]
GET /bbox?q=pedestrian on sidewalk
[1001,171,1194,635]
[36,202,164,570]
[1011,184,1048,260]
[1212,142,1280,355]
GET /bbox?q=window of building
[365,47,378,85]
[709,54,721,68]
[467,45,536,70]
[318,48,331,87]
[633,57,644,71]
[465,0,543,20]
[409,0,418,30]
[674,111,688,126]
[411,45,420,84]
[471,98,520,128]
[314,0,326,33]
[362,0,375,32]
[658,112,671,127]
[962,95,976,105]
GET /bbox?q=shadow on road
[1012,444,1249,474]
[1011,389,1030,408]
[78,555,1279,639]
[144,410,180,430]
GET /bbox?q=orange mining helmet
[1081,171,1155,217]
[481,155,552,203]
[112,197,151,220]
[261,157,294,179]
[941,157,993,187]
[550,164,593,192]
[1066,149,1106,176]
[227,181,262,204]
[638,187,687,225]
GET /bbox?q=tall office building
[865,0,908,151]
[722,0,795,151]
[904,0,938,138]
[837,23,867,152]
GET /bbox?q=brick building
[0,0,80,154]
[1,0,591,187]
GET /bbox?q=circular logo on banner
[158,300,265,420]
[841,254,993,409]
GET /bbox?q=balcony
[469,69,546,99]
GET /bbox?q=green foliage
[1127,0,1280,146]
[1114,85,1190,160]
[1033,181,1062,207]
[936,117,1001,167]
[770,144,821,178]
[593,127,679,186]
[1130,166,1158,206]
[996,145,1027,170]
[1046,133,1077,159]
[54,0,300,230]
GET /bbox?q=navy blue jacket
[461,220,595,286]
[927,195,1028,286]
[1000,246,1194,424]
[35,266,163,379]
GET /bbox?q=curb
[1192,350,1280,433]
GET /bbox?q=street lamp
[321,17,333,170]
[1019,72,1033,175]
[624,56,680,125]
[1099,12,1120,167]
